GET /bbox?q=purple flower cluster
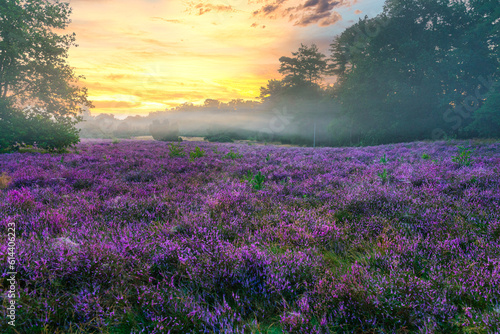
[1,139,499,333]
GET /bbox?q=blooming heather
[1,139,499,333]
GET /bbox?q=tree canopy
[0,0,91,151]
[328,0,500,145]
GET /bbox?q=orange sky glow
[66,0,385,117]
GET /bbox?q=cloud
[106,74,133,81]
[252,0,287,17]
[354,9,362,14]
[186,1,235,16]
[93,101,142,109]
[251,0,353,27]
[151,17,182,23]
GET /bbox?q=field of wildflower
[1,139,500,333]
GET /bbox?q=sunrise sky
[67,0,385,117]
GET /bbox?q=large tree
[329,0,500,145]
[0,0,91,151]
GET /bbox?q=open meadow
[1,139,500,333]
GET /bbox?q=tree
[329,0,500,145]
[467,87,500,138]
[279,44,328,86]
[0,0,91,151]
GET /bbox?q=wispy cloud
[151,17,183,23]
[185,1,236,15]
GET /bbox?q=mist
[78,98,341,146]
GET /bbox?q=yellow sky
[66,0,385,116]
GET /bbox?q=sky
[66,0,386,117]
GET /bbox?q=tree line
[260,0,499,146]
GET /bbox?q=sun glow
[66,0,384,116]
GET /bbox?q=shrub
[223,149,242,160]
[452,146,474,167]
[189,146,205,161]
[150,119,180,142]
[377,168,388,184]
[169,143,185,157]
[0,172,12,190]
[250,171,266,190]
[205,133,234,143]
[0,101,80,152]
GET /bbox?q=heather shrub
[1,140,499,332]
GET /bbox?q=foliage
[0,101,80,152]
[278,44,327,86]
[0,0,91,115]
[0,0,90,152]
[422,153,431,160]
[377,168,388,184]
[205,133,234,143]
[243,170,254,183]
[150,120,180,142]
[452,146,475,167]
[466,88,500,138]
[329,0,500,145]
[223,149,242,160]
[379,154,388,164]
[189,146,205,161]
[250,171,266,190]
[168,143,185,158]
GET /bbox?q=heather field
[1,139,500,333]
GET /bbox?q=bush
[168,143,185,157]
[452,146,474,167]
[246,171,266,190]
[0,100,80,153]
[150,119,181,142]
[205,133,234,143]
[189,146,205,161]
[223,149,242,160]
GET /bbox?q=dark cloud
[252,0,287,17]
[253,0,353,27]
[185,0,354,27]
